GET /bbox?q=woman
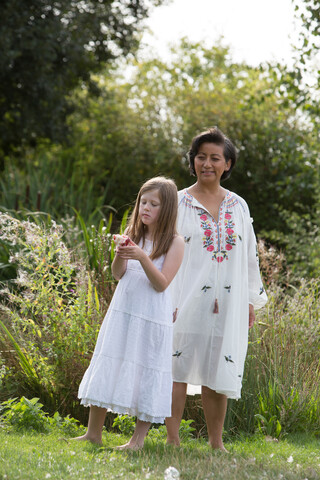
[166,127,267,451]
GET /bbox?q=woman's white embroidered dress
[171,189,267,399]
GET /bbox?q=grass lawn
[0,430,319,480]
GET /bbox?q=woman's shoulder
[177,188,187,200]
[227,190,250,216]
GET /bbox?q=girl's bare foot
[72,434,102,445]
[115,442,143,451]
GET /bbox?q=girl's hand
[116,239,145,261]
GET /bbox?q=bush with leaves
[0,396,84,436]
[0,212,113,421]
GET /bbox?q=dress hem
[79,398,169,424]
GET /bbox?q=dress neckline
[184,188,230,222]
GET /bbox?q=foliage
[0,396,84,436]
[112,414,136,436]
[178,419,196,441]
[0,397,51,433]
[225,278,320,438]
[1,212,320,438]
[0,212,107,420]
[0,147,113,224]
[255,384,283,438]
[112,415,196,440]
[1,40,319,278]
[293,0,320,65]
[262,207,320,279]
[0,0,169,163]
[63,40,319,235]
[183,249,320,439]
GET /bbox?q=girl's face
[139,189,161,229]
[194,142,230,183]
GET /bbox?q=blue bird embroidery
[224,355,234,363]
[201,285,211,293]
[173,351,182,357]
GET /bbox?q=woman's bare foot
[166,438,180,446]
[209,441,229,453]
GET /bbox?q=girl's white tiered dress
[78,239,173,423]
[171,189,268,399]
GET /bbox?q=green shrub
[0,397,85,436]
[0,397,50,433]
[0,213,109,420]
[112,415,136,436]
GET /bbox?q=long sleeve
[246,216,268,309]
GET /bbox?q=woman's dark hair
[188,126,237,181]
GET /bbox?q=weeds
[0,213,104,420]
[1,211,319,439]
[0,396,84,436]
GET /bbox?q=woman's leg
[74,405,107,444]
[165,381,188,446]
[116,420,151,450]
[201,386,228,451]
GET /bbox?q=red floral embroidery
[198,205,237,262]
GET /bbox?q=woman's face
[194,142,230,183]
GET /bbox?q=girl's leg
[165,381,187,446]
[201,386,228,451]
[116,420,151,450]
[74,405,107,444]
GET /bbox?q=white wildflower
[164,466,180,480]
[287,455,294,463]
[16,270,29,286]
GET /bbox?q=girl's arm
[116,236,184,292]
[111,252,128,280]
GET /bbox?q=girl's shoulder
[168,234,185,253]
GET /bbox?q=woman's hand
[249,304,255,328]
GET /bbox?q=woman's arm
[116,236,185,292]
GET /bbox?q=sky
[142,0,299,67]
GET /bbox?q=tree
[293,0,320,63]
[66,40,319,235]
[0,0,168,167]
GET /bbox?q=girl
[76,176,184,450]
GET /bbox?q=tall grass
[1,211,319,436]
[185,279,320,439]
[0,154,113,225]
[0,213,108,420]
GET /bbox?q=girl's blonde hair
[126,176,178,259]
